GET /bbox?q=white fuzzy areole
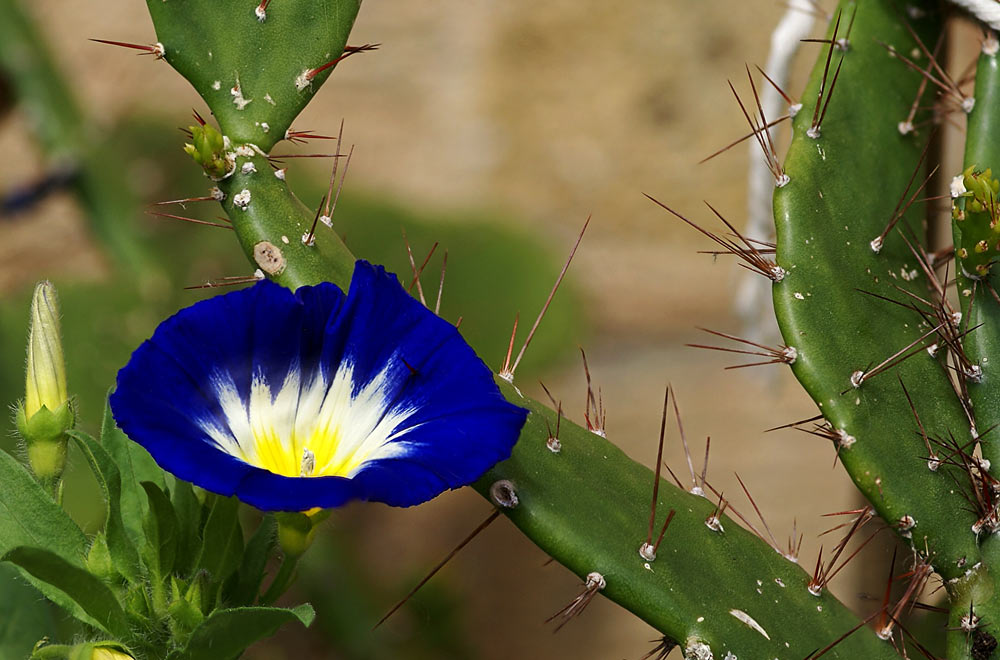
[684,639,714,660]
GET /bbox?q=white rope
[949,0,1000,30]
[737,0,816,344]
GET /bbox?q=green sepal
[167,604,315,660]
[15,400,73,445]
[15,400,73,484]
[68,431,143,584]
[167,576,205,642]
[275,509,330,559]
[2,546,130,638]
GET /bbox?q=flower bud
[183,124,232,179]
[17,282,73,484]
[25,281,67,419]
[90,647,134,660]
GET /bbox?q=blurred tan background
[0,1,877,658]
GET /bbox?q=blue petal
[111,260,528,512]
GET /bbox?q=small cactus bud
[16,281,73,485]
[183,124,233,179]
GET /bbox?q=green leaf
[0,564,56,659]
[225,515,276,605]
[0,449,86,563]
[100,392,166,548]
[171,479,203,578]
[68,431,143,583]
[194,495,243,585]
[141,482,179,580]
[3,546,130,638]
[172,604,314,660]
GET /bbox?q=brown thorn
[144,210,233,230]
[306,43,380,81]
[652,510,676,556]
[847,321,947,391]
[687,326,795,368]
[638,636,678,660]
[898,374,937,464]
[669,384,697,492]
[727,77,782,182]
[435,250,448,316]
[810,10,843,132]
[509,216,590,376]
[545,573,605,632]
[538,381,560,411]
[407,242,440,295]
[303,194,327,247]
[876,547,899,637]
[662,462,686,490]
[268,153,347,160]
[151,196,216,206]
[815,53,845,131]
[500,314,519,376]
[374,509,500,629]
[402,229,428,306]
[700,437,711,493]
[645,194,782,281]
[754,64,795,106]
[329,144,354,223]
[646,387,670,548]
[745,63,783,180]
[89,38,164,59]
[184,274,263,290]
[764,413,824,433]
[806,609,884,659]
[699,116,790,165]
[734,472,780,552]
[323,120,346,217]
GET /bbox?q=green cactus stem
[145,0,361,151]
[773,0,980,579]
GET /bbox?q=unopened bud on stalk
[16,281,73,485]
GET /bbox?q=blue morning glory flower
[110,260,528,511]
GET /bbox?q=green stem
[260,555,299,606]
